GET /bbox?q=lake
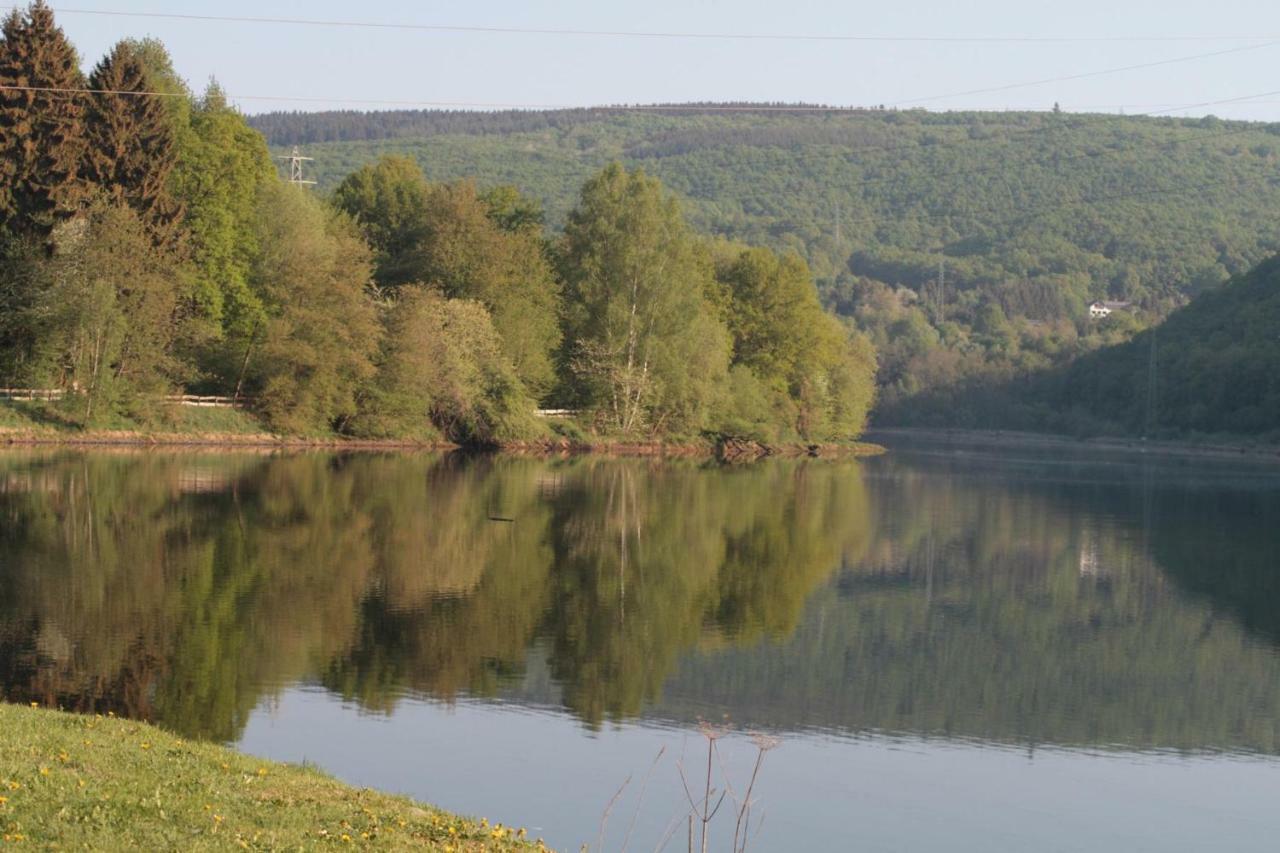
[2,445,1279,851]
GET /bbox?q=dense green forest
[0,3,874,445]
[886,255,1280,439]
[250,105,1280,418]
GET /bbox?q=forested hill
[886,254,1280,440]
[250,106,1280,412]
[249,105,1280,304]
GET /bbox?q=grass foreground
[0,703,545,850]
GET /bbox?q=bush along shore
[0,703,544,850]
[0,399,884,459]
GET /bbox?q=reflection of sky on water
[239,688,1280,853]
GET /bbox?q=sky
[41,0,1280,119]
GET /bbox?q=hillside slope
[885,254,1280,440]
[252,107,1280,303]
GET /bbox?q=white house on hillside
[1089,300,1132,319]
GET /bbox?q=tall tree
[414,180,561,398]
[0,1,86,239]
[246,183,381,434]
[559,164,729,434]
[36,202,185,422]
[330,155,430,288]
[172,82,274,336]
[82,40,183,245]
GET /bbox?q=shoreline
[0,427,886,459]
[867,426,1280,464]
[0,703,542,849]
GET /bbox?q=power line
[40,7,1280,44]
[889,41,1279,107]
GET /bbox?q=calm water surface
[2,446,1279,850]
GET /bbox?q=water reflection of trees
[654,455,1280,753]
[0,451,871,738]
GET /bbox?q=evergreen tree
[82,40,182,245]
[0,1,86,239]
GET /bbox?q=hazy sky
[47,0,1280,118]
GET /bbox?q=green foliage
[0,1,85,239]
[0,6,881,443]
[172,83,275,335]
[251,106,1280,413]
[559,163,730,434]
[714,245,877,440]
[353,287,540,444]
[245,184,381,434]
[335,159,562,398]
[887,255,1280,440]
[330,154,431,288]
[412,180,561,398]
[10,202,186,424]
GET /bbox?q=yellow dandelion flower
[256,768,267,776]
[38,766,50,776]
[340,834,352,843]
[29,702,38,708]
[140,743,151,750]
[0,796,8,805]
[77,779,86,788]
[7,782,20,790]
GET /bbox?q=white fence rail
[1,389,249,408]
[0,388,65,401]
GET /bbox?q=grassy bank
[1,400,884,457]
[0,703,543,850]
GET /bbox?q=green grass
[0,399,272,440]
[0,703,544,850]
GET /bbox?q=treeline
[250,104,1280,417]
[882,254,1280,440]
[0,3,874,444]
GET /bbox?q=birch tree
[559,164,728,434]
